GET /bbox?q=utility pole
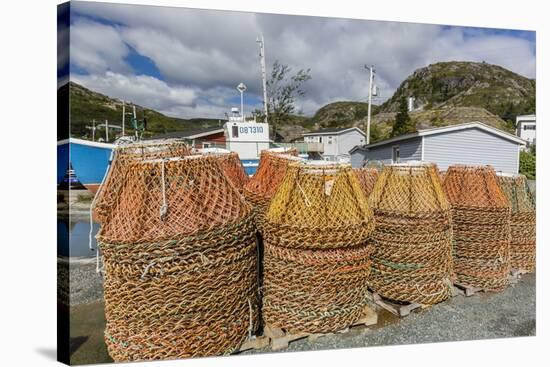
[121,101,125,136]
[92,119,96,141]
[365,64,375,145]
[105,119,109,142]
[237,83,247,122]
[257,34,268,124]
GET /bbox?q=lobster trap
[93,140,191,223]
[198,148,249,192]
[261,162,375,333]
[96,155,259,361]
[442,165,511,291]
[354,167,379,199]
[368,162,454,305]
[497,174,536,273]
[243,148,301,223]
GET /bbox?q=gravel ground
[59,257,104,305]
[242,273,536,354]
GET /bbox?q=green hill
[67,82,221,141]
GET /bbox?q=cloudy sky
[59,1,536,119]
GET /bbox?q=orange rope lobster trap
[497,173,536,273]
[368,162,454,305]
[442,165,511,291]
[96,155,258,361]
[242,148,301,223]
[262,161,375,333]
[93,140,191,223]
[198,148,249,192]
[354,167,379,199]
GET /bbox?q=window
[319,136,323,143]
[232,125,239,138]
[202,142,211,148]
[523,124,536,130]
[392,146,400,163]
[328,136,333,144]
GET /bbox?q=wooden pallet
[265,305,378,351]
[372,293,423,317]
[453,282,484,297]
[237,335,270,352]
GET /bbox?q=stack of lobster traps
[442,165,511,292]
[198,147,250,192]
[261,161,375,333]
[497,173,536,273]
[354,167,379,199]
[368,162,454,305]
[96,153,258,361]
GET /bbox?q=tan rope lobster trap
[198,148,249,192]
[93,140,191,223]
[497,173,536,273]
[354,167,379,199]
[442,165,511,291]
[96,155,258,361]
[262,161,375,333]
[242,148,301,222]
[368,162,454,305]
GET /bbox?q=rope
[89,150,114,274]
[247,298,253,339]
[159,159,168,220]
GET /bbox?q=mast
[121,101,125,136]
[257,34,268,124]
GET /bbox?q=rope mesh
[96,155,258,361]
[199,150,249,192]
[368,163,454,304]
[262,162,374,333]
[497,174,536,272]
[442,165,511,291]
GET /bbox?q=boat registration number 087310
[240,126,264,134]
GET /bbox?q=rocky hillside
[380,61,535,123]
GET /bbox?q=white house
[516,114,536,149]
[303,127,366,161]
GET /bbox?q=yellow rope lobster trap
[442,165,511,291]
[96,155,258,361]
[368,162,454,305]
[262,161,375,333]
[497,173,536,273]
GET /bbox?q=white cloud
[70,3,536,118]
[72,71,197,110]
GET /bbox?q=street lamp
[237,82,247,121]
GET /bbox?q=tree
[391,97,415,137]
[266,60,311,141]
[519,150,536,180]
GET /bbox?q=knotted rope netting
[243,148,301,224]
[442,165,511,291]
[262,161,375,333]
[497,173,535,272]
[198,148,249,192]
[368,162,454,305]
[93,140,191,223]
[354,167,379,199]
[96,155,258,361]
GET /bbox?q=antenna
[257,34,268,124]
[364,64,376,145]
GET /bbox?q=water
[58,217,99,257]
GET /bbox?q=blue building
[350,122,526,174]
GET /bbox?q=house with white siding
[303,127,366,161]
[350,122,526,174]
[516,114,536,149]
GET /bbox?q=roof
[350,121,526,153]
[149,126,225,140]
[303,126,366,137]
